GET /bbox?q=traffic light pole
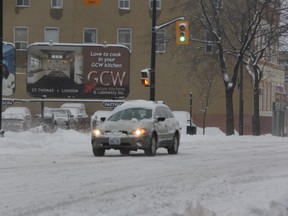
[0,0,3,136]
[149,0,157,101]
[150,0,184,101]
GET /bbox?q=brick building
[2,0,286,134]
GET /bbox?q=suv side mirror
[157,117,165,122]
[100,117,106,122]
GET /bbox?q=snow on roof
[3,107,31,115]
[61,103,86,108]
[112,100,166,114]
[2,107,31,120]
[2,113,25,120]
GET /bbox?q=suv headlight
[92,129,102,137]
[131,128,147,136]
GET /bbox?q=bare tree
[243,0,288,135]
[188,56,221,135]
[185,0,288,135]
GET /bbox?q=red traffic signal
[176,20,189,45]
[83,0,101,5]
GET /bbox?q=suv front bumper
[91,134,150,150]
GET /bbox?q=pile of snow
[0,127,288,216]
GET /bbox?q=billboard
[27,43,130,99]
[2,42,16,96]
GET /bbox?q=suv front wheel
[145,135,157,156]
[92,141,105,156]
[120,149,130,155]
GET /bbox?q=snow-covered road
[0,128,288,216]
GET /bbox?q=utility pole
[0,0,3,136]
[239,26,244,136]
[150,0,157,101]
[239,58,244,135]
[149,0,185,101]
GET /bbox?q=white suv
[2,107,32,132]
[42,107,75,131]
[91,100,181,156]
[60,103,88,121]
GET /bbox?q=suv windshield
[108,108,152,121]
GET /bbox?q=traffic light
[141,68,151,87]
[83,0,101,5]
[176,20,189,45]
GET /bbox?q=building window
[205,31,218,53]
[30,57,42,71]
[14,27,28,50]
[156,29,166,53]
[212,0,223,9]
[259,86,264,111]
[268,82,272,111]
[118,0,130,10]
[83,28,98,43]
[51,0,63,9]
[16,0,30,7]
[45,27,59,43]
[117,28,132,51]
[149,0,161,10]
[260,81,273,111]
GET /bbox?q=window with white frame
[84,28,98,43]
[14,27,28,50]
[51,0,63,9]
[256,29,268,52]
[16,0,30,7]
[259,86,264,111]
[45,27,59,43]
[212,0,223,9]
[118,0,130,10]
[256,28,274,62]
[260,81,272,111]
[156,29,166,53]
[262,82,268,111]
[267,82,272,111]
[117,28,132,51]
[149,0,161,10]
[205,30,218,53]
[30,57,42,70]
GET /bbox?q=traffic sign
[2,99,14,105]
[102,101,124,108]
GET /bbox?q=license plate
[109,137,121,145]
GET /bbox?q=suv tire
[92,146,105,157]
[145,135,157,156]
[168,134,179,154]
[120,149,130,155]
